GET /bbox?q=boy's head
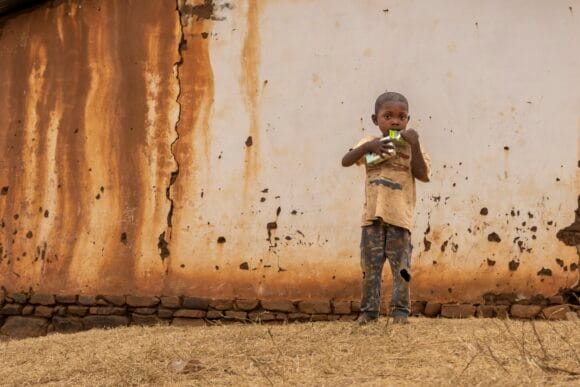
[372,91,409,136]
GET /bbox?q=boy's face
[372,101,409,136]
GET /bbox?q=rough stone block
[88,306,125,316]
[261,300,297,313]
[298,300,331,314]
[134,308,157,315]
[67,305,89,317]
[55,295,78,304]
[131,314,167,326]
[172,318,206,327]
[101,295,126,306]
[158,308,174,319]
[54,305,67,317]
[542,305,571,320]
[160,296,181,309]
[423,302,441,317]
[235,299,260,311]
[332,301,351,315]
[29,294,55,305]
[351,301,361,313]
[34,306,54,318]
[126,296,160,308]
[22,305,35,315]
[548,295,564,305]
[311,314,329,322]
[209,299,234,310]
[1,304,23,315]
[52,316,83,333]
[0,289,4,305]
[9,293,29,304]
[328,315,341,321]
[206,310,224,319]
[249,311,276,321]
[78,295,98,306]
[225,311,247,320]
[182,297,209,310]
[510,304,542,319]
[173,309,206,319]
[476,305,495,318]
[1,316,48,338]
[275,313,288,321]
[441,304,476,318]
[83,315,129,329]
[339,314,357,322]
[411,301,426,316]
[494,305,509,319]
[288,313,310,321]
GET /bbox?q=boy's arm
[342,143,370,167]
[400,129,430,182]
[342,138,393,167]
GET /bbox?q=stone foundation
[0,290,578,339]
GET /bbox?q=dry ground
[0,317,579,386]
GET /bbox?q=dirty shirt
[354,135,431,231]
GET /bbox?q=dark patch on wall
[120,232,128,245]
[423,237,431,252]
[0,186,8,195]
[245,135,253,147]
[217,236,226,244]
[480,207,488,216]
[536,268,552,276]
[556,196,580,246]
[239,262,249,270]
[487,258,496,266]
[487,232,501,243]
[157,232,170,260]
[509,260,520,271]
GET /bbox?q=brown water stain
[241,1,261,200]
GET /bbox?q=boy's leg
[385,224,412,317]
[359,220,387,319]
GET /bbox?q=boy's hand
[364,138,395,156]
[400,129,420,146]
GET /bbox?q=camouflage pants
[360,220,412,318]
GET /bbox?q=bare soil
[0,317,579,386]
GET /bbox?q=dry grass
[0,317,579,386]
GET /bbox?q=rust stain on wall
[241,0,261,199]
[0,0,179,295]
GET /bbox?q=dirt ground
[0,317,579,386]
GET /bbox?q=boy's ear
[371,114,378,125]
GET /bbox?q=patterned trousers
[360,219,412,318]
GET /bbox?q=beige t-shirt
[354,135,431,231]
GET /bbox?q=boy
[341,92,430,324]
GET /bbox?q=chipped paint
[0,0,578,303]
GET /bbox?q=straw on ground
[0,318,579,386]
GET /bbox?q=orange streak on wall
[241,1,262,199]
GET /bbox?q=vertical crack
[158,0,186,261]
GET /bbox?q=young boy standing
[342,92,431,324]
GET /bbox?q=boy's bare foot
[354,313,378,326]
[392,316,409,325]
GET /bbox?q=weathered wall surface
[0,0,578,303]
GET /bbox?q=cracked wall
[0,0,578,303]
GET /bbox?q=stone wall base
[0,291,578,339]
